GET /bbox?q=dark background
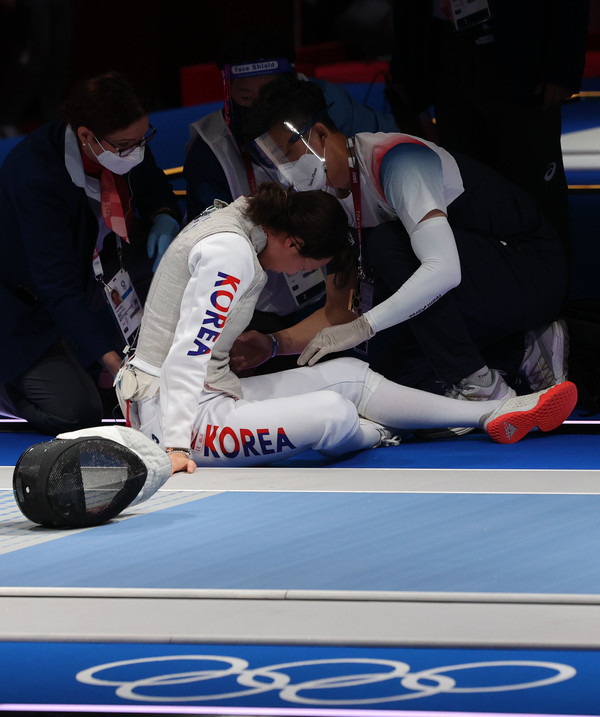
[0,0,396,131]
[2,0,600,132]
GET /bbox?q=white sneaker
[447,368,517,402]
[520,320,569,392]
[482,380,577,444]
[360,418,401,448]
[416,369,516,440]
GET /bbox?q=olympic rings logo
[76,656,577,705]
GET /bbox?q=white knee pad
[310,357,383,418]
[310,356,371,403]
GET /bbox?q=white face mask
[90,139,145,175]
[282,152,327,192]
[282,129,327,192]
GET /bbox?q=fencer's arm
[160,233,254,450]
[364,212,461,333]
[229,273,355,372]
[274,272,356,355]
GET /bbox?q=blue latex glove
[147,213,179,272]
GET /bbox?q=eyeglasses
[283,121,324,162]
[284,106,331,144]
[96,124,157,157]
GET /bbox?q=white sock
[463,366,493,386]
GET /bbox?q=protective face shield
[249,120,327,192]
[13,426,172,529]
[221,57,295,144]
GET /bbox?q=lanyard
[347,137,365,279]
[222,64,258,195]
[92,236,142,345]
[92,236,124,286]
[346,139,373,350]
[241,149,257,194]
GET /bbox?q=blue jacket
[0,119,179,382]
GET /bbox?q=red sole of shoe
[486,381,578,444]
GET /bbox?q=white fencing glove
[298,314,374,366]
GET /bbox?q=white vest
[134,197,267,400]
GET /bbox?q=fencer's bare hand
[230,330,273,373]
[169,453,196,475]
[297,315,374,366]
[101,350,123,377]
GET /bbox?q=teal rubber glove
[147,213,179,272]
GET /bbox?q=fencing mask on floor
[13,425,172,529]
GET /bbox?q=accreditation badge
[284,267,326,308]
[104,268,143,342]
[447,0,491,32]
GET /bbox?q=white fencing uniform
[117,197,386,466]
[116,196,537,466]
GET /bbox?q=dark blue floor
[0,642,597,715]
[2,420,599,470]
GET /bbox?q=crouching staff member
[116,183,576,475]
[240,76,569,408]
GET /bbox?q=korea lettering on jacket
[188,271,241,356]
[185,264,296,458]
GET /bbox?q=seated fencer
[114,183,577,475]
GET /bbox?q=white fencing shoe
[360,418,402,448]
[482,381,577,444]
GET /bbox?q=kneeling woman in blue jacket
[0,72,180,434]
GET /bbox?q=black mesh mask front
[13,437,147,528]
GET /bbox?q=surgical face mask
[282,149,327,191]
[90,139,145,175]
[279,127,327,191]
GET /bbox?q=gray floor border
[3,590,600,648]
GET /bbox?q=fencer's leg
[241,356,369,405]
[243,357,506,429]
[189,388,382,467]
[357,368,508,429]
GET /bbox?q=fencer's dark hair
[243,75,339,144]
[217,27,296,69]
[245,183,355,285]
[61,71,147,136]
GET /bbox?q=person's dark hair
[61,71,146,136]
[243,75,338,144]
[216,27,295,69]
[245,183,355,286]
